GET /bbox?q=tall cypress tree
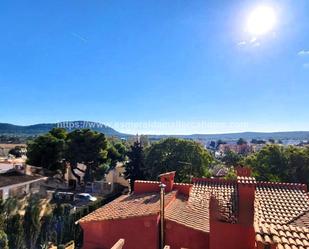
[0,230,8,249]
[7,214,25,249]
[125,141,145,191]
[24,197,41,249]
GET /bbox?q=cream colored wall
[106,162,129,187]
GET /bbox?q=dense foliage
[8,214,24,249]
[125,141,145,191]
[0,230,8,249]
[144,138,213,182]
[0,191,123,249]
[221,150,242,166]
[27,128,127,182]
[65,129,108,183]
[26,129,67,172]
[24,197,42,249]
[243,144,309,185]
[8,146,25,158]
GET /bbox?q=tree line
[0,191,122,249]
[220,144,309,186]
[125,137,213,190]
[26,128,127,184]
[27,128,309,189]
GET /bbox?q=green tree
[7,214,24,249]
[37,214,55,248]
[26,128,67,172]
[65,129,108,183]
[251,139,266,144]
[216,139,226,148]
[0,230,8,249]
[237,138,247,145]
[224,168,237,180]
[0,198,18,230]
[243,144,309,186]
[139,135,150,148]
[24,197,42,249]
[107,142,127,169]
[144,138,213,182]
[243,144,287,182]
[209,141,216,148]
[222,150,242,166]
[125,141,145,191]
[285,146,309,185]
[0,201,4,231]
[8,146,24,158]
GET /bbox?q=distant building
[64,163,87,185]
[63,162,128,194]
[0,163,15,174]
[0,157,26,174]
[218,143,255,155]
[105,162,129,189]
[78,170,309,249]
[0,170,47,199]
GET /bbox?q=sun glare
[246,6,277,36]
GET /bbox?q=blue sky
[0,0,308,134]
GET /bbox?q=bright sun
[246,6,277,36]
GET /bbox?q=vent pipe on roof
[159,183,166,249]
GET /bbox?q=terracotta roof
[78,191,177,223]
[237,176,256,185]
[254,183,309,249]
[165,194,209,232]
[255,223,309,249]
[0,171,44,188]
[255,185,309,226]
[290,211,309,228]
[193,179,238,224]
[78,174,309,249]
[165,179,237,232]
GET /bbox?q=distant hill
[148,131,309,141]
[0,122,308,142]
[0,121,126,137]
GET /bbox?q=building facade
[78,170,309,249]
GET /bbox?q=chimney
[235,166,252,177]
[237,176,256,226]
[159,171,176,192]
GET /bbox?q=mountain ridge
[0,121,125,137]
[0,122,308,141]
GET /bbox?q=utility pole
[159,183,166,249]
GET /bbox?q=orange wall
[165,220,209,249]
[81,215,159,249]
[82,215,256,249]
[210,221,255,249]
[134,181,160,193]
